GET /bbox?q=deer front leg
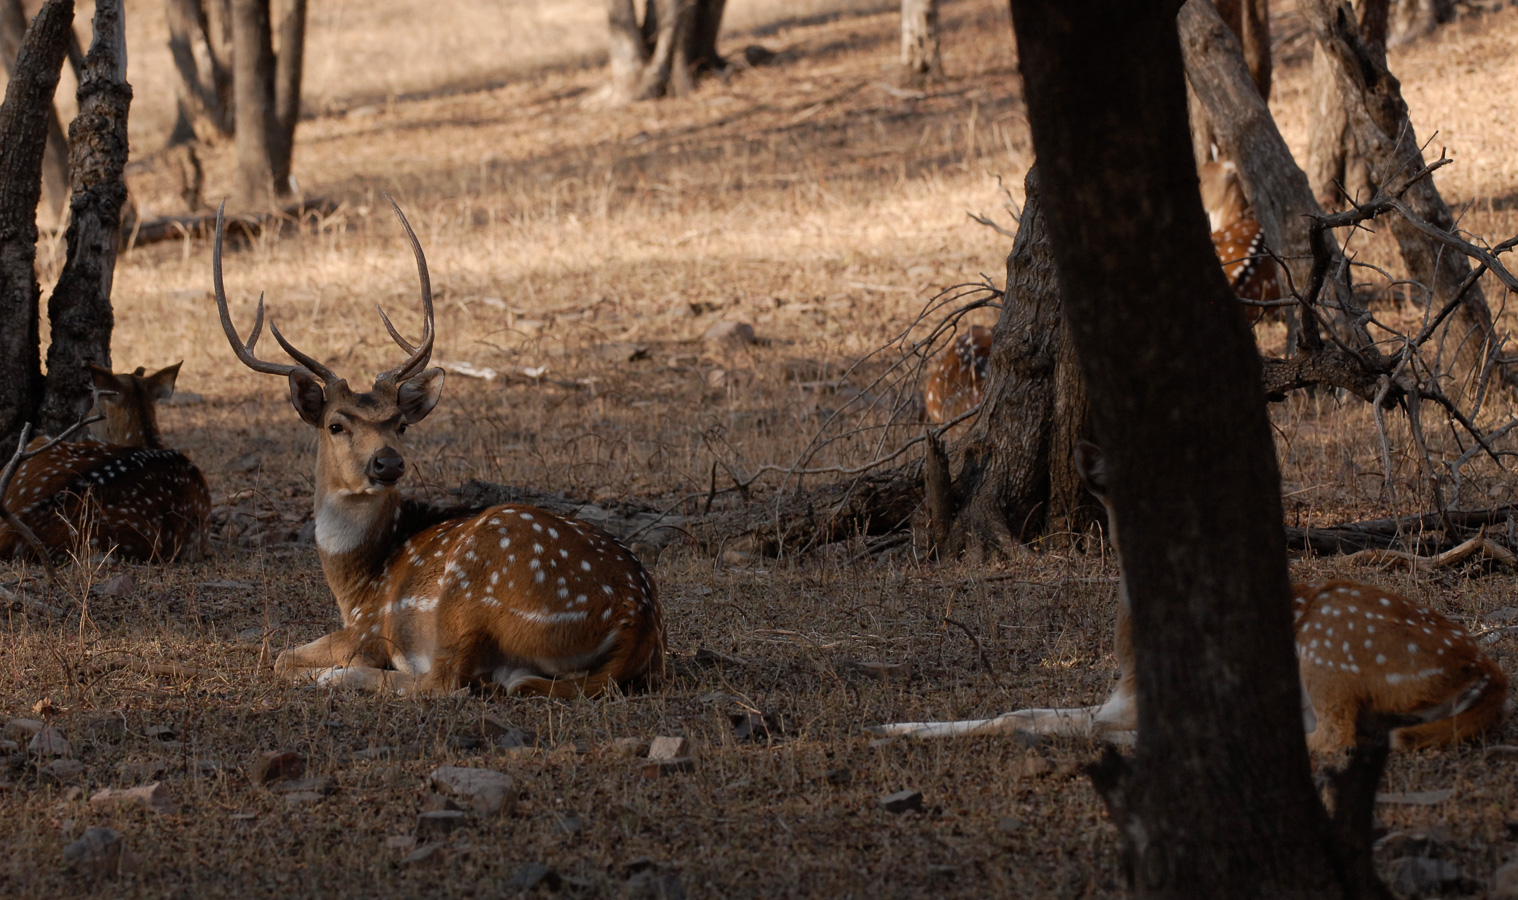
[275,628,405,691]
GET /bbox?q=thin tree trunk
[165,0,235,145]
[231,0,275,206]
[0,0,70,217]
[900,0,941,78]
[685,0,725,74]
[38,0,130,436]
[1306,0,1386,210]
[1009,0,1345,894]
[0,0,72,450]
[1299,0,1503,393]
[270,0,305,193]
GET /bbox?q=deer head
[212,197,445,506]
[87,362,183,448]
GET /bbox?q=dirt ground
[4,1,1518,897]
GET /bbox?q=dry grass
[5,0,1518,896]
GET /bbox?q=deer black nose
[367,450,405,485]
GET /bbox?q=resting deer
[0,363,210,562]
[923,325,992,424]
[874,442,1508,752]
[210,199,664,696]
[1199,159,1283,324]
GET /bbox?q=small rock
[552,812,583,836]
[878,789,923,814]
[730,712,787,744]
[63,826,124,877]
[3,718,43,741]
[638,758,695,779]
[421,791,465,814]
[400,843,448,867]
[508,863,562,891]
[997,817,1023,834]
[0,738,17,752]
[89,782,177,815]
[1390,857,1468,896]
[703,320,758,346]
[296,520,316,544]
[1015,751,1055,780]
[606,737,649,758]
[233,453,262,473]
[692,648,748,668]
[446,735,483,751]
[824,767,852,787]
[428,766,515,815]
[479,713,512,737]
[250,750,304,785]
[1491,860,1518,899]
[28,724,71,757]
[1485,606,1518,624]
[267,776,334,795]
[41,759,86,782]
[93,573,135,599]
[415,810,467,840]
[647,736,689,760]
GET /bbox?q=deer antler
[375,193,435,383]
[212,200,339,383]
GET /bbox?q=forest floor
[4,0,1518,897]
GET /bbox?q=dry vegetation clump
[3,1,1518,896]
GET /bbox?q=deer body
[874,443,1507,751]
[0,364,210,562]
[923,325,992,424]
[1199,159,1282,321]
[213,199,664,697]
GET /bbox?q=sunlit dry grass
[4,0,1518,896]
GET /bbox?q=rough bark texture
[38,0,130,436]
[603,0,726,105]
[1299,0,1502,392]
[271,0,305,188]
[1188,0,1270,164]
[1010,0,1346,895]
[166,0,234,144]
[0,0,72,450]
[900,0,941,78]
[1306,0,1385,209]
[0,0,70,218]
[230,0,302,205]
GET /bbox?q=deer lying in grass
[1199,159,1284,325]
[874,442,1508,752]
[923,325,992,425]
[210,198,664,696]
[0,363,210,562]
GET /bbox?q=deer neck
[313,486,404,619]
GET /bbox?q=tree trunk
[601,0,725,105]
[900,0,941,79]
[38,0,129,436]
[1009,0,1347,894]
[0,0,70,218]
[270,0,305,191]
[1187,0,1269,163]
[1306,0,1385,210]
[1387,0,1451,43]
[165,0,235,145]
[231,0,301,205]
[1299,0,1503,393]
[0,0,72,450]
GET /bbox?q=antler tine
[213,200,338,383]
[376,192,435,382]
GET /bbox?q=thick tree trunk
[270,0,305,190]
[602,0,725,105]
[1300,0,1503,392]
[0,0,72,450]
[231,0,301,204]
[900,0,941,79]
[165,0,234,145]
[1188,0,1269,163]
[38,0,129,436]
[1306,0,1385,209]
[0,0,70,218]
[1010,0,1347,895]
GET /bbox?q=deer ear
[144,362,183,402]
[88,364,121,397]
[288,370,327,427]
[396,368,445,424]
[1073,440,1109,498]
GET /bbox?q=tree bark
[1306,0,1385,209]
[165,0,234,144]
[1300,0,1502,392]
[1187,0,1269,164]
[38,0,129,436]
[0,0,72,450]
[602,0,726,105]
[270,0,305,190]
[683,0,725,75]
[0,0,70,218]
[231,0,301,205]
[900,0,941,79]
[1009,0,1346,894]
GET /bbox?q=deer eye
[328,422,345,435]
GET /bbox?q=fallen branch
[1343,530,1514,570]
[126,196,338,249]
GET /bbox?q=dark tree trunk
[38,0,129,436]
[1300,0,1503,392]
[0,0,72,450]
[1306,0,1385,209]
[1009,0,1345,895]
[1187,0,1269,163]
[165,0,234,145]
[901,0,942,79]
[929,167,1098,557]
[602,0,726,105]
[0,0,70,218]
[231,0,302,205]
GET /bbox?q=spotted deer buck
[1199,159,1284,325]
[211,199,664,696]
[0,363,211,562]
[923,325,992,424]
[874,442,1508,752]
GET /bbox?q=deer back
[923,326,992,424]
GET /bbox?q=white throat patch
[315,494,373,555]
